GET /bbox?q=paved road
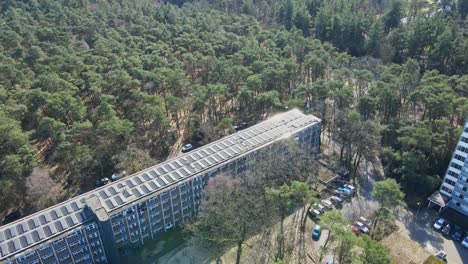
[395,209,468,264]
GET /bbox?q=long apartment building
[440,121,468,215]
[0,109,321,264]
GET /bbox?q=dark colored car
[234,122,248,131]
[442,224,452,236]
[452,228,464,241]
[2,211,21,225]
[182,144,193,153]
[95,177,110,187]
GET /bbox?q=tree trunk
[324,229,331,248]
[236,240,243,264]
[277,209,285,261]
[340,144,345,162]
[236,223,246,264]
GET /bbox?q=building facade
[0,110,321,264]
[440,121,468,215]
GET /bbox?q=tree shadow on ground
[397,209,445,250]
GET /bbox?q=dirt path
[167,107,190,159]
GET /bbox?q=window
[463,186,467,192]
[464,127,468,133]
[447,170,459,178]
[444,178,456,186]
[56,247,67,253]
[456,202,461,206]
[451,162,462,170]
[454,154,466,163]
[459,194,464,199]
[457,145,468,154]
[462,137,468,143]
[441,186,453,193]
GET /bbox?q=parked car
[309,208,321,218]
[337,187,353,196]
[182,144,193,153]
[462,236,468,248]
[111,170,127,181]
[343,187,354,196]
[234,122,248,131]
[355,221,370,234]
[313,203,325,213]
[435,251,446,261]
[330,196,343,204]
[95,177,110,187]
[452,227,464,241]
[2,211,21,225]
[433,218,446,230]
[312,225,321,240]
[344,184,355,191]
[442,224,452,236]
[359,216,371,227]
[321,200,333,209]
[343,187,354,195]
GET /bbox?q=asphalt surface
[395,208,468,264]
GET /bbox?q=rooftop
[0,109,320,260]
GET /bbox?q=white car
[309,208,321,218]
[330,196,343,204]
[182,144,193,153]
[355,221,370,234]
[462,236,468,248]
[344,184,355,191]
[314,203,325,212]
[321,199,333,209]
[435,251,446,260]
[111,170,127,181]
[433,218,446,230]
[359,216,371,226]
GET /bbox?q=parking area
[396,208,468,264]
[309,178,468,264]
[309,180,379,231]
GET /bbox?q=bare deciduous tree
[25,168,62,210]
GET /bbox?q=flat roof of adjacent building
[0,109,320,260]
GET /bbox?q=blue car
[337,187,353,196]
[343,186,354,195]
[312,225,321,240]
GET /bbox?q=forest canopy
[0,0,466,214]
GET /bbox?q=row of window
[457,145,468,154]
[441,186,453,194]
[451,162,462,170]
[454,154,466,163]
[447,170,459,178]
[445,178,456,186]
